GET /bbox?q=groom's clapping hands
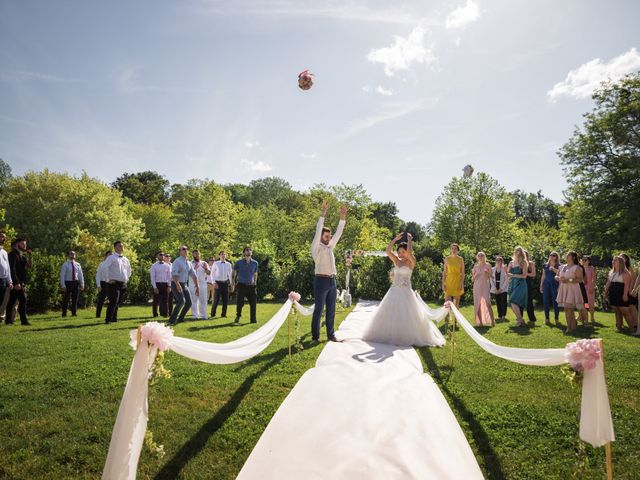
[321,200,329,217]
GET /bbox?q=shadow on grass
[20,322,105,332]
[417,347,506,480]
[154,343,295,480]
[186,322,237,332]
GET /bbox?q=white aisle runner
[237,301,484,480]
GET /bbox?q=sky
[1,0,639,225]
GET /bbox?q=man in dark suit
[6,238,31,326]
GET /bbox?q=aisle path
[237,301,484,479]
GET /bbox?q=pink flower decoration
[564,339,601,372]
[129,322,174,352]
[288,291,301,302]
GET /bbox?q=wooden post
[136,325,142,348]
[450,310,456,368]
[600,339,613,480]
[288,309,292,359]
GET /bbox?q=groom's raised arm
[311,201,329,260]
[329,204,348,248]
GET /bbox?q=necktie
[71,261,76,281]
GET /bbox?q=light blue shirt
[171,256,197,284]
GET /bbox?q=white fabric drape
[170,300,292,364]
[292,300,314,316]
[103,299,295,479]
[102,342,157,480]
[446,303,614,447]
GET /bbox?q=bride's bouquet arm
[386,233,403,264]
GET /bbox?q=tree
[400,221,425,242]
[1,170,144,256]
[112,171,170,205]
[131,203,180,260]
[370,201,402,233]
[510,190,562,228]
[430,172,517,254]
[0,159,12,189]
[170,179,237,253]
[558,72,640,255]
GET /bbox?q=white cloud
[0,70,81,83]
[367,26,436,77]
[344,98,438,137]
[245,140,262,149]
[547,48,640,101]
[112,65,206,94]
[300,152,317,159]
[362,85,372,93]
[240,159,273,172]
[445,0,480,29]
[375,85,394,96]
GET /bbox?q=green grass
[0,302,638,479]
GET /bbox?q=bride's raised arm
[407,233,416,268]
[386,233,403,264]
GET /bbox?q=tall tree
[0,159,12,189]
[558,73,640,255]
[112,171,170,205]
[370,201,402,233]
[510,190,562,228]
[430,172,517,254]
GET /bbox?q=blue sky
[1,0,639,224]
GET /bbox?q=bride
[362,233,446,347]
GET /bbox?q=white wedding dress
[362,266,446,347]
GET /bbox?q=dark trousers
[494,292,508,318]
[312,276,337,339]
[542,281,560,320]
[152,282,170,317]
[96,281,108,318]
[0,279,10,322]
[236,283,257,322]
[62,280,80,316]
[212,281,229,317]
[105,281,126,323]
[525,279,537,322]
[169,282,191,324]
[6,285,28,324]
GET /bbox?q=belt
[315,274,335,278]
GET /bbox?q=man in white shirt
[211,250,234,318]
[206,255,216,304]
[0,232,13,321]
[150,252,171,318]
[60,250,85,317]
[189,249,210,319]
[310,200,347,342]
[95,250,111,318]
[103,241,132,324]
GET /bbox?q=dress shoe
[328,335,339,342]
[22,321,32,326]
[234,316,241,323]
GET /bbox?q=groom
[311,200,347,342]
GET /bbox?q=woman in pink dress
[472,252,495,326]
[580,255,597,323]
[556,251,584,333]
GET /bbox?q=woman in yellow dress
[443,243,465,307]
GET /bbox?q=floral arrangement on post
[561,338,602,388]
[129,321,175,458]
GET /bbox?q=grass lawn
[0,300,638,479]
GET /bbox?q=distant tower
[462,164,474,178]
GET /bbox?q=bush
[278,255,315,300]
[412,258,444,302]
[27,251,65,313]
[351,256,392,300]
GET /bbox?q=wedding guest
[206,256,216,304]
[472,252,495,326]
[168,245,199,326]
[443,243,464,307]
[490,256,508,321]
[211,251,233,318]
[150,252,171,318]
[95,251,111,318]
[6,238,32,326]
[190,249,210,320]
[234,246,259,324]
[104,241,132,324]
[310,201,347,341]
[0,232,13,322]
[523,249,537,323]
[539,252,560,325]
[164,253,174,315]
[620,253,638,328]
[581,256,597,324]
[631,273,640,336]
[603,256,636,331]
[577,262,589,327]
[60,250,85,317]
[556,251,584,333]
[507,246,528,327]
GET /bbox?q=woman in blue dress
[539,252,561,325]
[508,246,529,327]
